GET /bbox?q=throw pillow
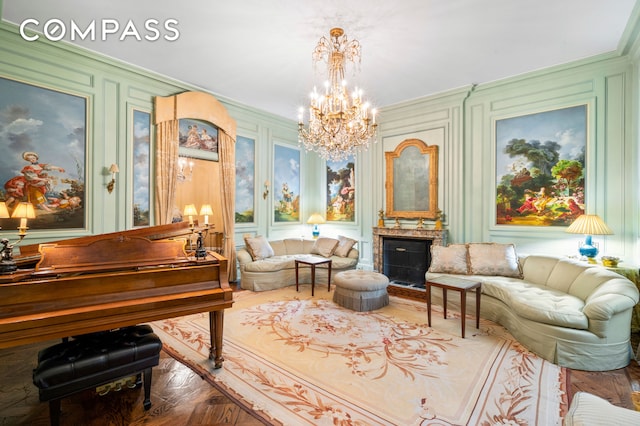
[468,243,522,278]
[244,235,275,260]
[334,235,357,257]
[428,244,469,274]
[311,237,340,258]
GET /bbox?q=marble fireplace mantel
[372,227,448,274]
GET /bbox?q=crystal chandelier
[298,28,377,161]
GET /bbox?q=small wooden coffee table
[426,275,481,338]
[295,256,332,296]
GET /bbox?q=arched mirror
[385,138,438,219]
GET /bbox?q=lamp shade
[307,213,325,225]
[199,204,214,216]
[565,214,613,235]
[183,204,198,217]
[0,202,9,219]
[11,202,36,219]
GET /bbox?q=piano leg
[209,310,225,368]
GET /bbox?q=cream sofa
[425,243,639,371]
[237,236,359,291]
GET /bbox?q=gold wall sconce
[263,180,270,199]
[107,164,119,193]
[178,157,194,182]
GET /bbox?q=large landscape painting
[273,144,300,223]
[495,104,587,227]
[0,77,86,231]
[326,156,355,222]
[235,136,255,223]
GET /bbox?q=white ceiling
[2,0,637,121]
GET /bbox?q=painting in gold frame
[385,138,438,219]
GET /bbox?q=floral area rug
[151,285,568,425]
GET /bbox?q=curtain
[219,130,237,282]
[155,120,179,224]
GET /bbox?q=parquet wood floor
[1,296,639,425]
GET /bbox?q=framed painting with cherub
[0,77,86,231]
[495,104,587,227]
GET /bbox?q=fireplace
[373,227,448,299]
[383,238,431,288]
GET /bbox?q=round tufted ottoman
[333,270,389,312]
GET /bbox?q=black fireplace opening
[383,237,432,289]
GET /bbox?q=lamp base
[578,235,598,259]
[195,231,207,259]
[312,225,319,239]
[0,260,17,274]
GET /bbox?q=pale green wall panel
[0,21,300,250]
[2,12,639,267]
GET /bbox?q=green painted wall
[1,8,639,268]
[376,53,638,265]
[0,20,305,250]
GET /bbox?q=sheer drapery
[154,120,179,224]
[219,130,236,281]
[154,91,237,282]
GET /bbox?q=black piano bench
[32,325,162,426]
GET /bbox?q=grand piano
[0,222,233,368]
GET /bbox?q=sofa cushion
[242,255,297,272]
[334,235,357,257]
[545,257,590,294]
[520,255,560,286]
[311,237,339,257]
[565,392,640,426]
[468,243,521,278]
[269,240,287,256]
[244,235,275,260]
[330,255,359,270]
[428,244,469,274]
[482,278,588,329]
[283,238,305,255]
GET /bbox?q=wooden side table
[295,256,332,296]
[426,275,481,338]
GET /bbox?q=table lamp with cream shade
[307,213,325,239]
[1,201,36,273]
[0,201,9,222]
[199,204,214,227]
[565,214,613,263]
[183,204,198,228]
[0,201,14,273]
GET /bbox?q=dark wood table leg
[460,289,467,338]
[443,288,448,319]
[209,310,225,368]
[426,283,432,327]
[295,261,300,292]
[475,285,481,330]
[327,262,332,292]
[311,265,316,296]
